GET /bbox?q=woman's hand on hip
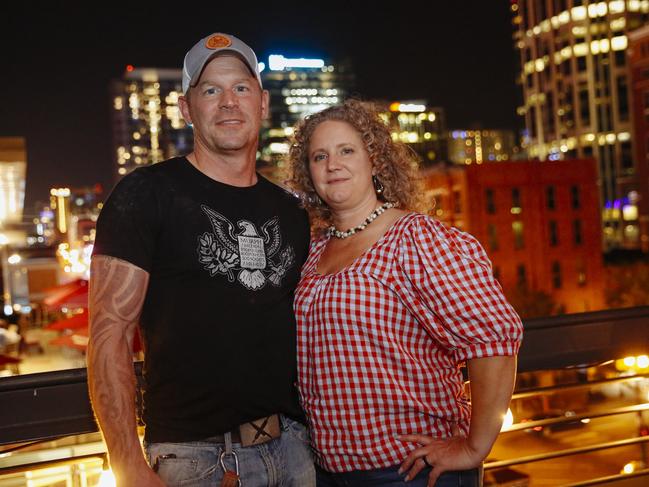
[398,431,482,487]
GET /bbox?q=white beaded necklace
[327,202,397,239]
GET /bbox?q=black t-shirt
[92,157,310,443]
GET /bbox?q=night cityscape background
[1,2,519,207]
[1,2,649,486]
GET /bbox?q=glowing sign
[389,102,426,113]
[268,55,325,71]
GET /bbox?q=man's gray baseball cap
[182,33,262,94]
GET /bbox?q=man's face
[179,55,269,155]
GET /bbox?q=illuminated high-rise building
[45,186,102,279]
[111,67,193,180]
[512,0,649,250]
[47,186,103,245]
[629,24,649,251]
[68,185,104,245]
[27,205,55,247]
[49,188,71,240]
[259,54,354,176]
[378,101,446,167]
[0,137,27,226]
[448,129,517,165]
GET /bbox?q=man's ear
[178,94,193,125]
[261,89,270,120]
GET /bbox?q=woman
[288,99,523,487]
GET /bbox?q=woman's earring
[372,175,384,195]
[309,193,323,205]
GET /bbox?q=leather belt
[204,414,281,447]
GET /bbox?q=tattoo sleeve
[87,255,150,472]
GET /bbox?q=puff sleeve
[394,215,523,364]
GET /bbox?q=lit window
[511,188,522,214]
[512,221,524,250]
[571,6,587,21]
[624,224,640,242]
[609,0,625,14]
[576,259,587,286]
[574,43,589,56]
[623,203,638,221]
[611,36,628,51]
[610,17,626,31]
[551,16,560,29]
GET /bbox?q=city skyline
[1,2,519,210]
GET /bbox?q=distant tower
[259,54,354,177]
[378,101,446,167]
[110,67,193,180]
[628,24,649,251]
[448,129,517,165]
[0,137,27,225]
[49,188,71,241]
[512,0,649,250]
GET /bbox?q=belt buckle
[239,415,280,447]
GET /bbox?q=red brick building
[422,159,604,314]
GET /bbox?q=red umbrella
[0,353,21,374]
[0,354,21,365]
[58,291,88,308]
[44,309,89,331]
[42,279,88,308]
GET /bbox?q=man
[88,33,314,487]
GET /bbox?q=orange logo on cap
[205,35,232,49]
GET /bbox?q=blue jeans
[315,464,481,487]
[145,416,315,486]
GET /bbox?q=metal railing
[484,372,649,485]
[1,306,649,486]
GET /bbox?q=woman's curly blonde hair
[287,99,425,228]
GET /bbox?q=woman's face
[307,120,375,211]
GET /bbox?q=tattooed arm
[87,255,165,487]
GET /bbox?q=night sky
[1,2,521,212]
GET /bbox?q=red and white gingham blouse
[295,213,523,472]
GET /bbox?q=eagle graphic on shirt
[197,205,296,290]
